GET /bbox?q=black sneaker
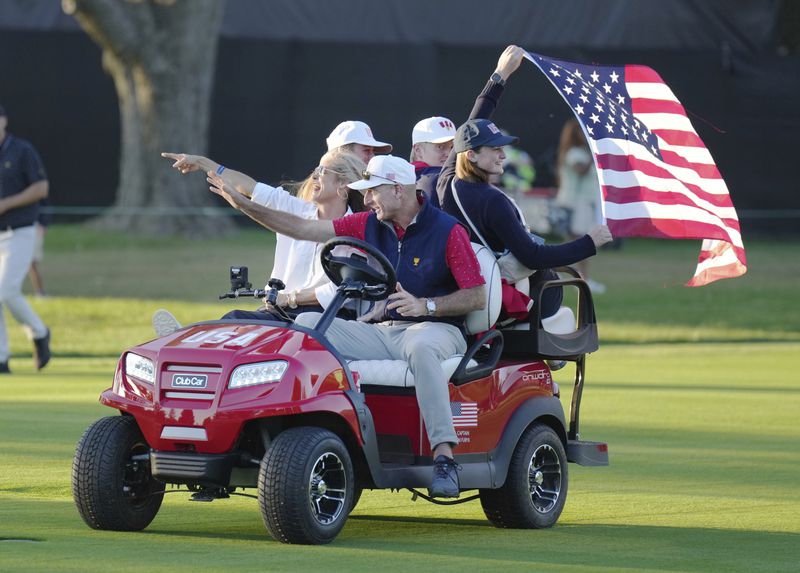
[0,361,10,374]
[33,329,51,371]
[429,455,461,498]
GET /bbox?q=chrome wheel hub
[308,452,346,525]
[528,444,562,513]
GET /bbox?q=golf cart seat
[500,267,598,361]
[509,304,577,335]
[349,242,503,389]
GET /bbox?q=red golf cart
[72,238,608,544]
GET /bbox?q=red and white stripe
[593,65,746,286]
[451,402,478,427]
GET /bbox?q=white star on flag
[523,50,747,286]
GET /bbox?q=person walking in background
[0,103,51,373]
[555,118,606,293]
[28,199,49,297]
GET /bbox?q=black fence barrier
[2,30,798,234]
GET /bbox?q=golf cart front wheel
[479,423,568,528]
[72,415,164,531]
[258,427,354,544]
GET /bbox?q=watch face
[426,299,436,314]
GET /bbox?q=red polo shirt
[333,211,484,289]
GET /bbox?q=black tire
[72,416,164,531]
[480,424,568,528]
[258,427,354,544]
[350,486,363,514]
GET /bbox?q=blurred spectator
[499,134,536,195]
[495,136,552,234]
[555,118,605,293]
[0,103,51,373]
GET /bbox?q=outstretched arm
[437,45,525,204]
[208,172,335,243]
[488,195,613,268]
[162,152,258,198]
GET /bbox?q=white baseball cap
[347,155,416,191]
[411,116,457,145]
[326,120,392,153]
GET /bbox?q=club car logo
[171,374,208,389]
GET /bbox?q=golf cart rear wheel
[72,415,164,531]
[258,427,354,544]
[350,486,363,514]
[480,423,568,528]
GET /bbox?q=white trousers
[0,225,47,361]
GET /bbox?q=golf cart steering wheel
[320,237,397,301]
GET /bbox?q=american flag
[525,52,746,286]
[451,402,478,427]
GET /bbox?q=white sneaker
[152,309,182,337]
[586,279,607,294]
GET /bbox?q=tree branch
[62,0,144,62]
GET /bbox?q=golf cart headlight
[229,361,288,389]
[125,352,155,385]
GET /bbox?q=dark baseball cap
[454,119,518,153]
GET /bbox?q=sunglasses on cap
[360,170,398,185]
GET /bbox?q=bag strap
[451,178,495,255]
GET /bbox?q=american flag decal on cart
[451,402,478,427]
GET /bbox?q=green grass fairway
[1,226,799,572]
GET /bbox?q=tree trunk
[63,0,232,236]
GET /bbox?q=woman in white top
[554,118,605,293]
[161,149,366,317]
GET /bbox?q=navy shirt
[0,134,47,229]
[434,77,596,269]
[444,178,596,269]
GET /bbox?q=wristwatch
[490,72,506,86]
[287,291,298,309]
[425,298,437,316]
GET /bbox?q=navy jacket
[363,199,463,326]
